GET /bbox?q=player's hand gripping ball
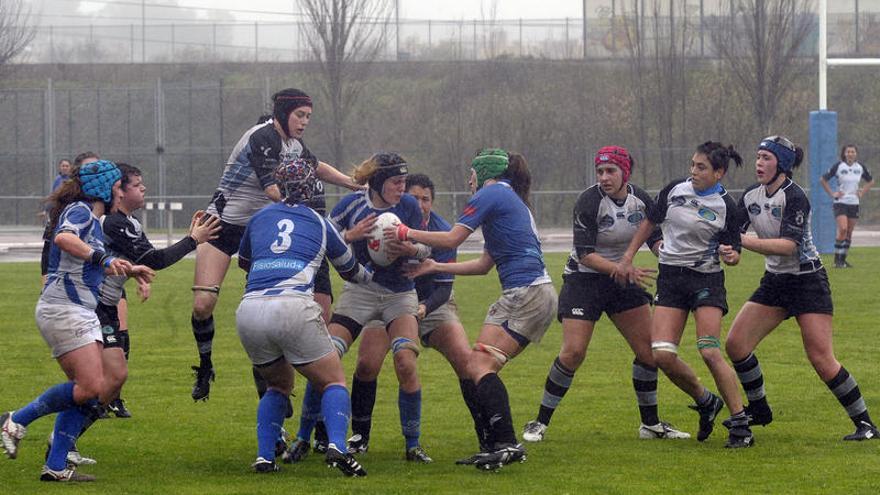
[368,212,402,267]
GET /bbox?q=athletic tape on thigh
[473,342,509,365]
[390,337,420,357]
[331,335,349,358]
[696,336,720,350]
[651,341,679,355]
[192,285,220,295]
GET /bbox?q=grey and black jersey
[564,183,659,275]
[650,178,742,274]
[98,211,198,305]
[206,120,321,226]
[739,178,820,274]
[822,161,872,206]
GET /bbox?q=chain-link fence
[16,3,880,64]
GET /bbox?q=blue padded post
[808,110,837,254]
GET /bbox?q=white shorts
[333,281,418,328]
[236,294,334,366]
[35,301,103,358]
[484,282,558,344]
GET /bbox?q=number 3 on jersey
[271,219,295,253]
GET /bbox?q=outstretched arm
[406,250,495,278]
[392,224,471,250]
[317,161,361,191]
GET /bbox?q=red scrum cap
[594,146,633,183]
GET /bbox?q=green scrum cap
[472,148,509,189]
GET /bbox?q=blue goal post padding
[808,110,837,254]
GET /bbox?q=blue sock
[321,384,351,452]
[399,388,422,450]
[12,382,77,427]
[45,402,91,471]
[296,381,322,441]
[256,390,288,461]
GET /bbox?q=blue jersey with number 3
[239,202,356,296]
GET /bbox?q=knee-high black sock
[826,366,873,427]
[191,314,214,369]
[351,376,377,440]
[253,366,268,399]
[841,239,852,263]
[733,353,768,408]
[536,357,575,426]
[476,373,516,447]
[632,360,659,426]
[77,401,107,438]
[459,379,488,449]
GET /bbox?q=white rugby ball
[367,212,402,267]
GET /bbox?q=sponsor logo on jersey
[771,206,782,219]
[599,214,615,229]
[627,211,645,224]
[670,195,687,207]
[794,210,805,225]
[748,203,761,216]
[571,308,584,316]
[697,207,717,221]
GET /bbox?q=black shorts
[557,272,651,322]
[40,240,51,276]
[96,302,124,349]
[749,268,834,318]
[654,264,728,315]
[832,203,859,219]
[314,258,333,298]
[207,220,246,257]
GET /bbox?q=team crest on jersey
[627,211,645,224]
[771,206,782,219]
[598,214,615,229]
[748,203,761,216]
[670,196,686,207]
[794,210,805,225]
[697,207,717,221]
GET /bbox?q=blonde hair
[352,156,380,185]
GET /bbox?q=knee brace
[651,341,679,355]
[390,337,420,357]
[474,342,510,366]
[331,335,349,358]
[192,285,220,296]
[696,336,721,350]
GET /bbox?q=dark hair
[499,153,532,207]
[73,151,99,167]
[45,166,87,233]
[406,174,435,199]
[57,158,71,167]
[272,88,311,138]
[256,114,272,125]
[840,144,858,161]
[695,141,742,173]
[116,163,143,190]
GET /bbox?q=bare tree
[711,0,815,133]
[622,1,693,184]
[299,0,392,166]
[0,0,35,73]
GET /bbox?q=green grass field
[1,249,879,494]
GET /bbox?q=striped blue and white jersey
[457,180,552,289]
[42,201,106,309]
[239,202,356,297]
[329,191,423,293]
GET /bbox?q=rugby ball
[367,212,402,267]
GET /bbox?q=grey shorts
[484,282,558,344]
[420,298,462,347]
[236,294,334,366]
[334,281,418,327]
[35,301,103,358]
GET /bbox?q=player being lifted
[188,88,358,401]
[522,146,690,443]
